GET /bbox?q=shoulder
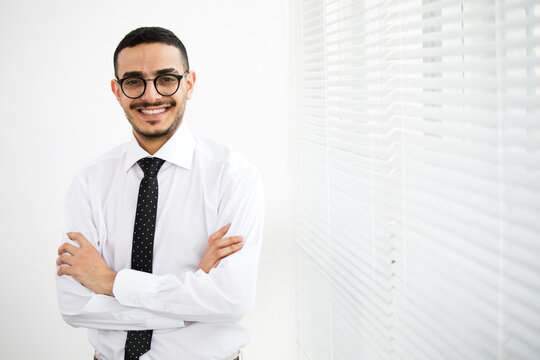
[192,135,264,216]
[193,134,259,180]
[72,142,128,185]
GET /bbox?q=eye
[124,78,143,87]
[157,75,177,84]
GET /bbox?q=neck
[133,129,176,155]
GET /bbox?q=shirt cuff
[113,269,155,307]
[113,269,185,328]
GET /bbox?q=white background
[0,0,296,358]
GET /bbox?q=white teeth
[140,108,167,115]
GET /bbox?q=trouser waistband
[94,350,241,360]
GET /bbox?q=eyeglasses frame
[116,71,189,99]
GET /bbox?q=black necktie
[124,157,165,360]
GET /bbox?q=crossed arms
[56,224,243,296]
[55,167,264,330]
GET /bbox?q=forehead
[116,43,184,76]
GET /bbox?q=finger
[211,259,221,269]
[216,241,244,260]
[57,265,74,277]
[214,236,243,249]
[67,232,90,248]
[58,242,80,255]
[56,254,75,266]
[209,223,231,241]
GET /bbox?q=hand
[57,232,117,296]
[198,224,244,273]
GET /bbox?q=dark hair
[113,26,189,78]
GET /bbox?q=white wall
[0,1,296,358]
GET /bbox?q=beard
[124,97,186,140]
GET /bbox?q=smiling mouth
[139,107,168,115]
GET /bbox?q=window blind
[291,0,540,359]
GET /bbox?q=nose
[140,79,162,102]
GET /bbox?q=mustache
[130,99,176,110]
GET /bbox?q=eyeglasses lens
[122,78,145,98]
[155,75,179,96]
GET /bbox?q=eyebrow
[156,68,179,75]
[120,68,180,78]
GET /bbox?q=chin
[125,105,185,140]
[135,126,173,139]
[134,118,182,140]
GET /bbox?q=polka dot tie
[124,157,165,360]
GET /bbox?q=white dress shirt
[56,123,264,360]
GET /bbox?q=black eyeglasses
[116,72,188,99]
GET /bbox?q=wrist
[104,270,118,297]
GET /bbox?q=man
[56,27,264,360]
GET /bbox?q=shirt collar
[123,123,195,172]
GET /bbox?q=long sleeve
[56,172,186,331]
[112,164,265,323]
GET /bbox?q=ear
[111,79,122,103]
[185,71,196,100]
